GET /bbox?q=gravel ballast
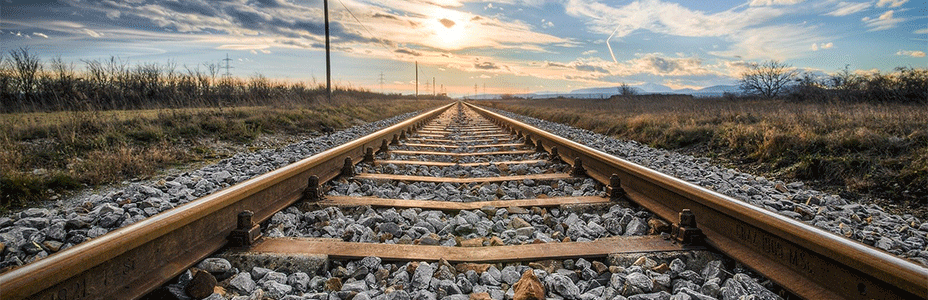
[0,111,423,271]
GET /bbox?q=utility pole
[415,61,418,98]
[324,0,332,101]
[432,77,436,97]
[379,72,384,93]
[474,84,477,98]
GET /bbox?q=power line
[335,0,394,54]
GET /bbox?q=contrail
[606,25,621,63]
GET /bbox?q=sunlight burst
[430,13,466,50]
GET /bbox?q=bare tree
[8,47,41,93]
[740,60,798,98]
[618,82,637,96]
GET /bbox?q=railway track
[1,102,925,300]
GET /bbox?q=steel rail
[0,102,455,300]
[465,102,927,300]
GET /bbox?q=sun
[431,15,466,49]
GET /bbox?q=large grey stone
[230,272,256,294]
[545,273,580,299]
[411,262,435,290]
[197,258,232,274]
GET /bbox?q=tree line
[739,60,927,103]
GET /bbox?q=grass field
[477,96,927,217]
[1,97,449,211]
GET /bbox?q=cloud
[219,44,271,51]
[33,32,49,39]
[811,42,833,51]
[749,0,804,6]
[395,48,422,56]
[632,54,708,75]
[876,0,907,8]
[896,50,926,57]
[372,13,399,20]
[565,0,823,60]
[83,28,102,37]
[826,2,870,16]
[475,61,499,69]
[574,63,610,74]
[439,18,456,28]
[581,50,598,55]
[863,10,904,31]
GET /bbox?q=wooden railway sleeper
[227,210,262,247]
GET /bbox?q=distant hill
[461,83,740,100]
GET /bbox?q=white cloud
[914,26,928,34]
[565,0,823,60]
[826,2,870,16]
[581,50,598,55]
[876,0,907,8]
[749,0,804,6]
[896,50,926,57]
[219,44,271,51]
[811,42,833,51]
[32,32,49,39]
[82,28,102,37]
[864,10,904,31]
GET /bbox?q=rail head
[0,102,456,300]
[464,102,928,300]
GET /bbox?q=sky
[1,0,926,97]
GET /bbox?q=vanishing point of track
[0,102,925,300]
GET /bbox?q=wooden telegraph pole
[324,0,332,101]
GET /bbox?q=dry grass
[1,97,449,210]
[478,96,927,211]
